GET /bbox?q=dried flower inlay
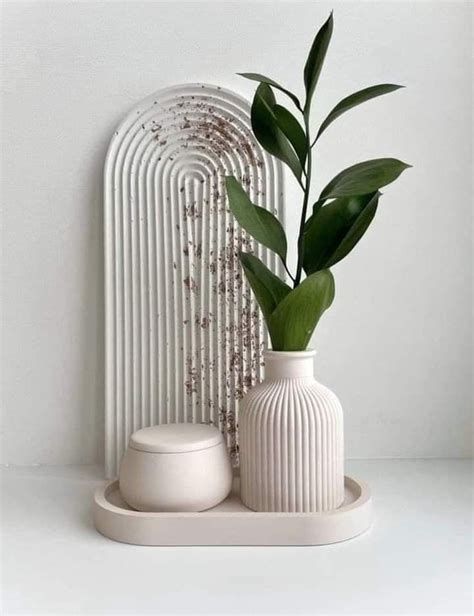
[104,84,284,478]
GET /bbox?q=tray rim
[94,475,370,518]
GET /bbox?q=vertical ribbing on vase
[239,376,344,513]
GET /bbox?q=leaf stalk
[294,113,312,287]
[281,257,296,284]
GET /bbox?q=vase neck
[264,350,315,380]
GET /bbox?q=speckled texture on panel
[104,84,284,478]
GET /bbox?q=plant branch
[280,257,296,284]
[294,114,312,287]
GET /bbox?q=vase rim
[265,349,316,359]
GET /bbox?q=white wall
[1,0,472,465]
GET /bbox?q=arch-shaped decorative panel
[104,83,284,478]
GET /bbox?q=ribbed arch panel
[104,84,284,478]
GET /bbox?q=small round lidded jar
[119,423,233,512]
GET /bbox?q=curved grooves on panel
[239,378,344,513]
[105,84,284,478]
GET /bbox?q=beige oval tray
[93,476,372,546]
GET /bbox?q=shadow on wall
[77,130,111,468]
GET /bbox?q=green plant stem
[281,257,296,284]
[294,114,312,287]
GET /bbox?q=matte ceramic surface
[129,423,223,453]
[93,476,372,546]
[119,424,233,512]
[104,83,284,478]
[240,350,344,513]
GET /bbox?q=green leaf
[268,270,335,351]
[303,192,379,274]
[303,12,333,116]
[238,72,302,110]
[304,198,327,233]
[312,198,326,216]
[273,104,307,167]
[240,252,292,322]
[320,158,411,199]
[225,176,287,261]
[316,84,404,141]
[251,84,303,181]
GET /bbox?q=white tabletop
[2,459,472,615]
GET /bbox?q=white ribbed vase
[239,350,344,513]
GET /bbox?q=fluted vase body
[239,350,344,512]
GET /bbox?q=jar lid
[128,423,224,454]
